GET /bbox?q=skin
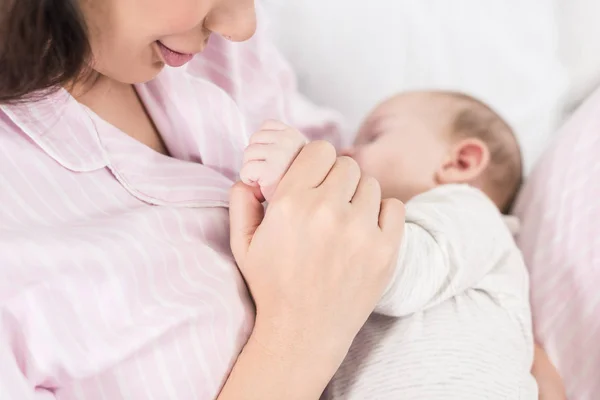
[228,142,404,399]
[75,0,256,155]
[247,92,494,204]
[79,0,256,85]
[532,344,567,400]
[244,92,567,399]
[73,0,406,398]
[70,0,567,396]
[346,92,462,202]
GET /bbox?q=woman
[0,0,403,398]
[0,0,565,399]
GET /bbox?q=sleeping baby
[240,91,537,399]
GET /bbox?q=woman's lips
[156,41,195,68]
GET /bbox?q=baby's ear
[436,138,490,185]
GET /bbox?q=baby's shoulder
[408,184,495,208]
[407,184,506,226]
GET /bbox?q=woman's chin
[96,61,166,85]
[131,63,166,84]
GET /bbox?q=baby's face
[345,93,454,203]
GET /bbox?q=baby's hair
[0,0,91,104]
[442,92,523,213]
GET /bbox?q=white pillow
[263,0,568,173]
[558,0,600,113]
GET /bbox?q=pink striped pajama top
[0,26,342,399]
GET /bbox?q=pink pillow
[515,88,600,400]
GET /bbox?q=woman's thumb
[229,181,265,266]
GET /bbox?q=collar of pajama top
[0,43,259,400]
[4,69,247,205]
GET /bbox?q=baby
[241,91,536,399]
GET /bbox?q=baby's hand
[241,120,307,202]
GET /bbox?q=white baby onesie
[325,184,537,400]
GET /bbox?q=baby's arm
[376,184,521,317]
[240,120,307,202]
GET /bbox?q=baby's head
[345,91,522,213]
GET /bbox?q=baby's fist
[241,120,307,202]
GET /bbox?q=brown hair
[0,0,90,103]
[445,92,523,213]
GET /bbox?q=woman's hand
[222,140,405,399]
[533,343,567,400]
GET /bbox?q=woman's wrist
[250,315,348,382]
[252,312,349,366]
[218,319,347,400]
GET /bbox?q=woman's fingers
[229,182,266,267]
[350,175,381,221]
[378,198,405,238]
[320,156,362,202]
[276,140,337,193]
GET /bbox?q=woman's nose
[205,0,257,42]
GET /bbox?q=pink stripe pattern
[515,87,600,400]
[0,14,343,400]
